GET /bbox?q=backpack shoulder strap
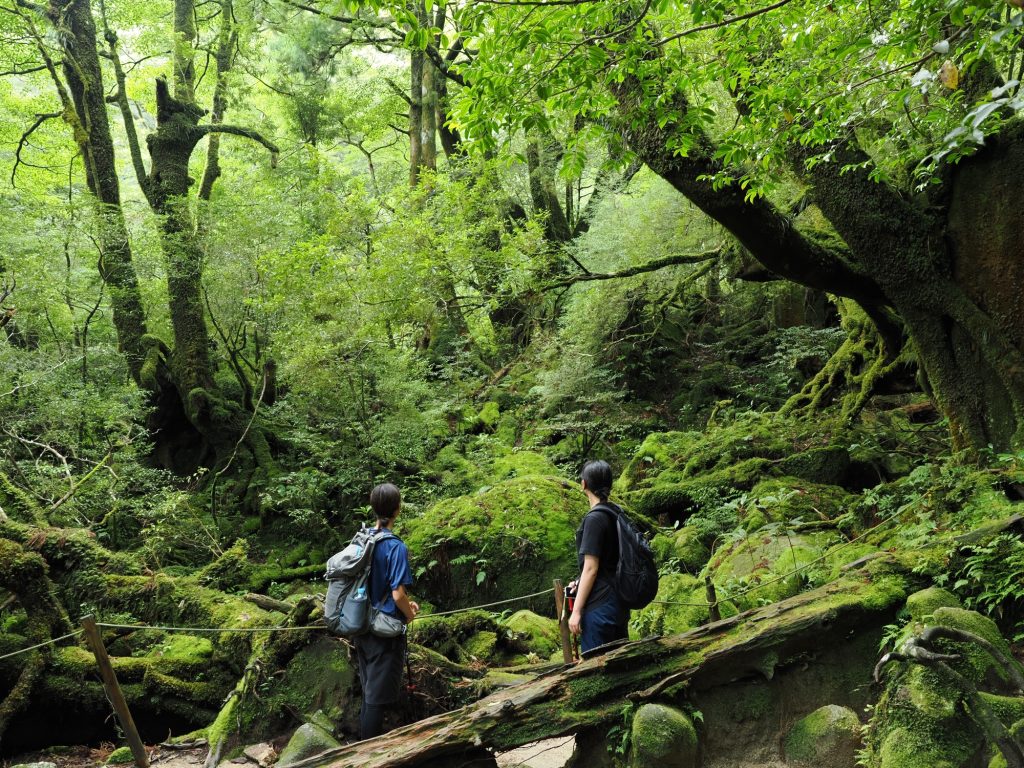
[590,502,620,521]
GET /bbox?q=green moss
[905,588,962,622]
[877,726,960,768]
[619,431,702,493]
[402,475,588,609]
[777,447,850,486]
[0,471,44,525]
[106,747,134,764]
[501,610,561,659]
[747,478,855,525]
[197,539,255,591]
[463,630,499,661]
[651,528,710,573]
[711,530,840,611]
[784,705,861,767]
[491,450,559,480]
[630,703,698,768]
[632,573,708,637]
[929,607,1014,682]
[978,693,1024,727]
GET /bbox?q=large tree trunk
[284,565,906,768]
[47,0,149,383]
[799,138,1024,452]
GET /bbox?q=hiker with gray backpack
[568,460,658,658]
[324,483,418,739]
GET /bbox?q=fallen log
[290,565,910,768]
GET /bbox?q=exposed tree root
[782,299,912,422]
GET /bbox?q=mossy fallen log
[288,563,910,768]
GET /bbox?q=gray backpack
[324,527,396,638]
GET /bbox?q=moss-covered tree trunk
[45,0,149,383]
[284,567,907,768]
[799,138,1024,452]
[134,0,278,476]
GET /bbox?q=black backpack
[594,503,659,610]
[323,527,396,638]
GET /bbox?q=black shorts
[354,633,405,706]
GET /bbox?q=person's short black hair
[580,460,613,501]
[369,483,401,521]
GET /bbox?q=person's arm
[569,554,600,636]
[392,584,419,623]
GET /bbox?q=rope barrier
[414,588,555,620]
[0,588,553,658]
[95,622,324,633]
[0,629,84,661]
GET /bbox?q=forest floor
[4,745,207,768]
[5,738,578,768]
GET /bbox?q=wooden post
[553,579,573,664]
[705,575,721,623]
[81,615,149,768]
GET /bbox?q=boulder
[629,703,699,768]
[783,704,861,768]
[276,723,340,767]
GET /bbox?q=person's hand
[568,608,582,636]
[567,580,578,596]
[409,601,420,619]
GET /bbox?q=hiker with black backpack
[568,460,658,658]
[352,483,418,739]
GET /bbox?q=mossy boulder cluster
[863,589,1024,768]
[616,414,864,525]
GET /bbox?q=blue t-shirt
[368,533,413,620]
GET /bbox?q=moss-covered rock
[651,528,708,573]
[745,477,855,526]
[413,610,501,663]
[877,725,959,768]
[864,602,1022,768]
[629,703,699,768]
[709,530,839,611]
[501,610,561,660]
[105,747,134,765]
[229,636,356,741]
[777,446,851,486]
[783,704,861,768]
[491,450,559,480]
[463,630,499,661]
[402,476,588,609]
[904,588,962,622]
[632,573,710,637]
[276,722,340,766]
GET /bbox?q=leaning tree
[417,0,1024,454]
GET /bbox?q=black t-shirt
[575,503,621,607]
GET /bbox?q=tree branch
[545,248,722,290]
[275,0,394,27]
[199,124,280,165]
[0,63,47,75]
[654,0,797,47]
[11,111,61,187]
